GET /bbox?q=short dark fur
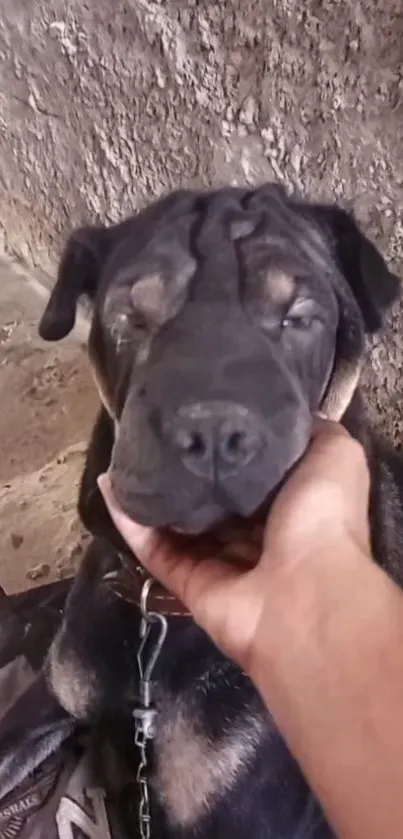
[40,184,403,838]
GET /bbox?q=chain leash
[133,578,168,839]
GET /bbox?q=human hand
[97,419,371,678]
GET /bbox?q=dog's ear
[39,224,110,341]
[314,204,401,333]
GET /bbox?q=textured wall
[0,0,402,437]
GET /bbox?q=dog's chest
[151,692,265,832]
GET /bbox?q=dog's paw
[44,624,103,720]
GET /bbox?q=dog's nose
[166,401,264,479]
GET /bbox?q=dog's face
[39,184,400,535]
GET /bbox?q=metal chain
[133,578,168,839]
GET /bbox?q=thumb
[98,474,156,558]
[98,474,269,667]
[97,474,244,615]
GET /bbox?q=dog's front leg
[43,539,141,722]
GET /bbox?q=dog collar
[105,550,191,618]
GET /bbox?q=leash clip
[133,577,168,839]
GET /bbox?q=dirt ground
[0,256,98,594]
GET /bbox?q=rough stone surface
[0,2,402,477]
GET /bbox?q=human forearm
[251,547,403,839]
[99,421,399,836]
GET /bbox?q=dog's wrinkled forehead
[103,209,197,328]
[101,186,335,331]
[38,181,400,534]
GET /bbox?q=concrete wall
[1,0,402,438]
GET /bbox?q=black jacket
[0,581,136,839]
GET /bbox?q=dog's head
[39,184,400,535]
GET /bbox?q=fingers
[98,474,260,661]
[98,474,156,556]
[258,417,371,564]
[311,415,350,438]
[98,417,369,617]
[97,474,245,618]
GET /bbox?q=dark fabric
[0,583,137,839]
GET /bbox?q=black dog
[38,184,402,838]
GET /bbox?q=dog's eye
[109,310,148,350]
[281,299,316,331]
[281,314,314,330]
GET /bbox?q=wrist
[243,541,403,839]
[247,539,374,693]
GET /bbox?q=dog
[38,183,402,838]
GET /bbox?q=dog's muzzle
[109,315,319,534]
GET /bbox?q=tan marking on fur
[46,632,99,720]
[298,225,332,274]
[131,274,166,324]
[320,356,363,421]
[137,335,153,365]
[90,362,115,420]
[230,219,256,240]
[154,704,264,828]
[174,256,197,292]
[266,269,295,305]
